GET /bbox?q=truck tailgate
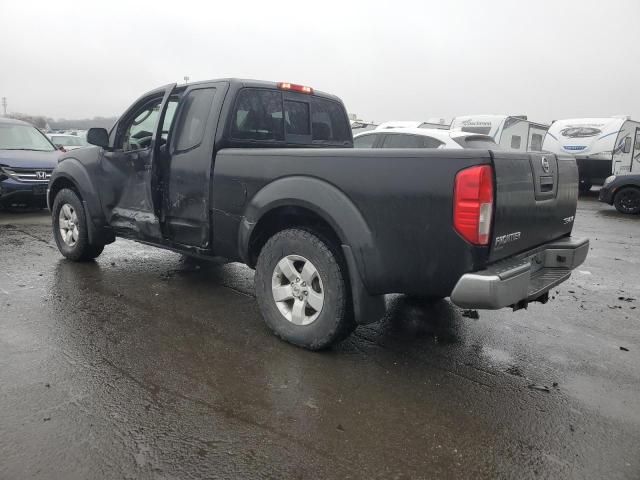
[489,151,578,262]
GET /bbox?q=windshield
[0,124,56,151]
[51,135,84,147]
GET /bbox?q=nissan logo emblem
[541,156,550,173]
[35,171,47,180]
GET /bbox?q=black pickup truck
[48,79,588,349]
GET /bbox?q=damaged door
[99,84,177,241]
[160,82,228,248]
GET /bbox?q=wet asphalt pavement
[1,195,639,479]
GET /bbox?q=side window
[310,97,351,143]
[510,135,522,149]
[421,136,445,148]
[118,96,178,152]
[530,133,543,151]
[354,133,378,148]
[173,88,216,151]
[382,134,424,148]
[284,100,310,135]
[231,89,284,141]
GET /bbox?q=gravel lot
[0,194,639,479]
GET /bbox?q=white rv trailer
[450,115,548,152]
[542,116,640,190]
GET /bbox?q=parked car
[354,127,497,149]
[0,117,60,207]
[48,133,87,151]
[350,120,378,134]
[599,174,640,214]
[376,120,450,130]
[48,78,588,350]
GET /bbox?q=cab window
[173,88,216,151]
[230,88,351,145]
[310,96,351,144]
[118,96,178,151]
[231,89,284,141]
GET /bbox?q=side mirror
[623,137,632,154]
[87,128,110,149]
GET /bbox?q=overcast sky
[1,0,639,124]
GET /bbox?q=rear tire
[254,228,355,350]
[614,187,640,214]
[52,188,104,261]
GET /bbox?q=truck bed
[212,148,579,297]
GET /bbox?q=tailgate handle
[539,175,554,192]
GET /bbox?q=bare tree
[7,112,49,130]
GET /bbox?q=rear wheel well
[248,206,343,268]
[49,178,80,207]
[615,184,640,195]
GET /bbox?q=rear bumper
[450,237,589,309]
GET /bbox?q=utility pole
[183,76,190,84]
[1,97,6,116]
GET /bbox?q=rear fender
[239,176,381,292]
[239,176,384,324]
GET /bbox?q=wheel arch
[239,176,386,325]
[48,159,99,213]
[239,176,376,273]
[48,174,81,209]
[48,160,113,245]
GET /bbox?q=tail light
[277,82,314,94]
[453,164,494,246]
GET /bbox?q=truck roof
[174,78,344,103]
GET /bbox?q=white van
[450,115,548,152]
[542,116,640,191]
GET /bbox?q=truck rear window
[231,88,351,145]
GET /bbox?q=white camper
[450,115,548,152]
[542,117,640,191]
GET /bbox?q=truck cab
[49,79,352,252]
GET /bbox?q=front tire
[52,188,104,261]
[254,228,355,350]
[614,187,640,214]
